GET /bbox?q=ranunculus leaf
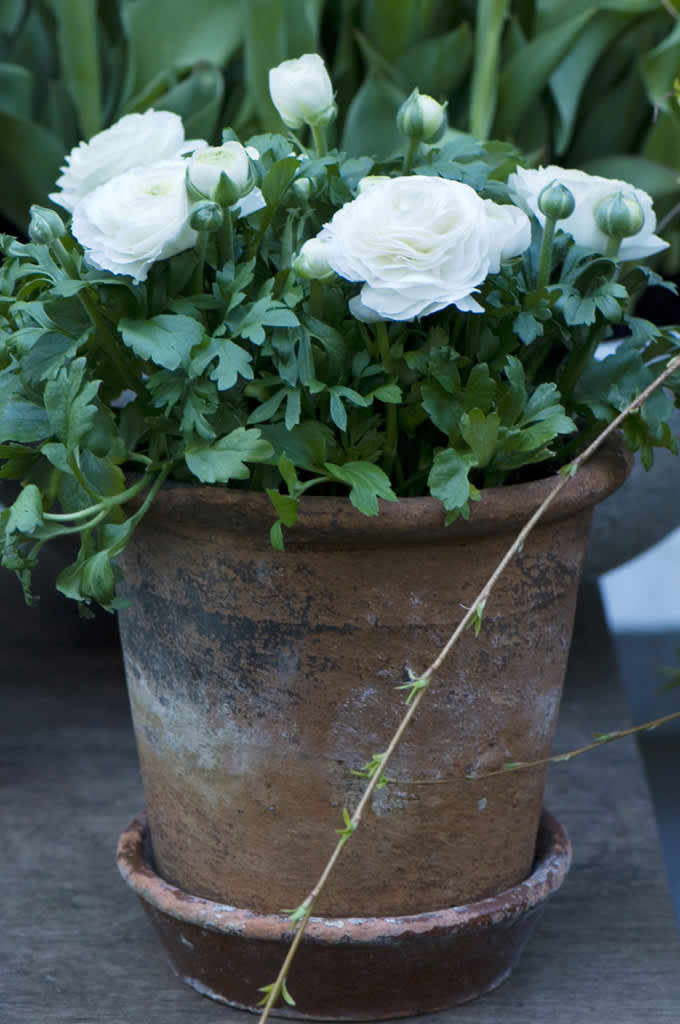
[119,314,204,371]
[5,484,44,536]
[197,338,254,390]
[229,296,299,346]
[266,489,299,527]
[56,547,124,608]
[185,427,274,483]
[324,461,397,516]
[460,410,501,467]
[259,422,331,473]
[0,398,51,443]
[262,158,301,210]
[428,449,479,518]
[43,358,99,448]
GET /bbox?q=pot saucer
[117,809,571,1020]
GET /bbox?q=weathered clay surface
[116,810,572,1020]
[117,441,629,917]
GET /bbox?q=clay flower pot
[116,440,629,1018]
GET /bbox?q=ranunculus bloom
[72,160,197,282]
[50,110,202,214]
[508,165,668,260]
[315,176,531,321]
[268,53,336,130]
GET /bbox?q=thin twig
[385,709,680,784]
[256,350,680,1021]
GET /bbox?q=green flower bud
[292,177,312,201]
[28,205,66,244]
[189,200,224,233]
[397,89,446,143]
[188,142,257,206]
[594,191,645,240]
[293,237,336,282]
[537,180,575,222]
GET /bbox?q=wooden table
[3,582,679,1023]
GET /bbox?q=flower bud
[397,89,446,143]
[292,177,312,201]
[293,237,336,282]
[594,191,645,240]
[357,175,391,194]
[268,53,336,130]
[188,142,257,205]
[28,205,66,244]
[189,200,224,232]
[537,180,575,222]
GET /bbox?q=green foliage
[1,75,680,611]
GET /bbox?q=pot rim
[133,435,631,544]
[117,810,571,945]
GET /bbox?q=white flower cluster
[508,165,667,261]
[298,158,667,324]
[51,110,264,283]
[48,51,668,316]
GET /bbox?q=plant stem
[657,199,680,235]
[193,231,208,293]
[43,471,161,522]
[402,137,419,174]
[388,709,680,784]
[257,678,432,1024]
[557,324,600,402]
[52,238,140,394]
[255,349,680,1019]
[375,321,399,477]
[536,216,557,289]
[605,236,622,259]
[310,279,323,321]
[219,214,235,267]
[311,123,328,157]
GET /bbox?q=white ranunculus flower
[315,176,531,321]
[507,165,669,260]
[50,110,203,215]
[268,53,336,130]
[72,160,198,283]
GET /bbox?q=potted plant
[1,52,679,1019]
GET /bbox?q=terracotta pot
[116,439,629,1016]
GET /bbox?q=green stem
[310,280,323,321]
[402,136,419,174]
[375,322,399,478]
[557,326,601,402]
[605,236,622,259]
[310,122,328,157]
[52,239,140,394]
[44,471,162,523]
[219,214,235,267]
[193,231,208,293]
[45,508,110,536]
[536,216,557,290]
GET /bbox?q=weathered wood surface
[2,582,679,1023]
